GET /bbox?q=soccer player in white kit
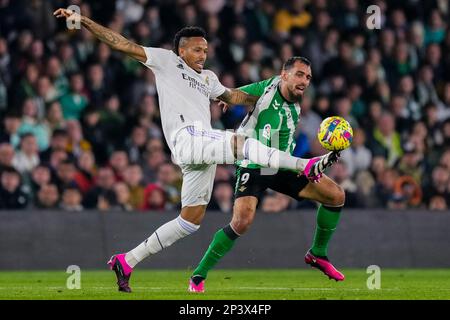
[54,8,338,292]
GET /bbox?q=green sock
[192,226,238,279]
[310,205,342,257]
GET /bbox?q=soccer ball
[317,116,353,151]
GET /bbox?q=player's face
[179,37,208,73]
[281,61,312,101]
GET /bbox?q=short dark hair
[19,132,35,141]
[173,26,206,55]
[52,128,68,138]
[283,56,311,70]
[1,166,20,177]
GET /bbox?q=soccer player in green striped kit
[189,57,346,292]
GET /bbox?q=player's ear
[281,69,289,81]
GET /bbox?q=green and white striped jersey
[237,76,301,169]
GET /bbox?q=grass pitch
[0,269,449,300]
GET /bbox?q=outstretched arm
[217,88,259,106]
[53,8,146,62]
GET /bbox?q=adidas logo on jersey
[177,63,184,69]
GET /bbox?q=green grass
[0,269,449,300]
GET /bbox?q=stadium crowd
[0,0,449,212]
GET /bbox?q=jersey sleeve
[208,71,226,99]
[140,47,173,71]
[239,77,276,96]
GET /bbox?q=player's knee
[331,185,346,207]
[231,208,255,234]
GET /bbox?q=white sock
[125,215,200,268]
[242,137,309,171]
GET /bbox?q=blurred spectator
[423,165,450,205]
[428,195,448,211]
[141,149,167,183]
[0,112,21,147]
[17,98,50,151]
[74,150,96,194]
[39,128,71,164]
[35,184,59,209]
[12,133,40,174]
[59,73,88,120]
[123,163,145,209]
[0,167,28,209]
[61,186,84,212]
[48,149,68,173]
[141,183,167,211]
[273,0,312,39]
[55,159,80,193]
[125,126,148,163]
[66,119,92,158]
[113,182,133,211]
[0,142,15,173]
[341,128,372,176]
[83,166,116,209]
[209,181,233,213]
[45,100,66,131]
[393,175,423,208]
[34,76,58,115]
[395,147,425,184]
[155,162,182,209]
[374,168,400,207]
[298,95,321,145]
[86,63,108,107]
[46,56,69,98]
[97,189,119,211]
[28,164,51,201]
[99,94,126,146]
[109,150,129,182]
[81,108,109,165]
[368,112,403,167]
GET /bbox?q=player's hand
[53,8,82,22]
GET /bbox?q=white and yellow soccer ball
[317,116,353,151]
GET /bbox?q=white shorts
[172,125,235,207]
[179,163,217,207]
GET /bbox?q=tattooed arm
[217,88,259,106]
[53,8,146,62]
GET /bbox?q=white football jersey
[140,47,226,153]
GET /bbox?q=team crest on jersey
[262,124,271,140]
[177,63,184,69]
[205,76,209,85]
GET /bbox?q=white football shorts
[172,125,235,207]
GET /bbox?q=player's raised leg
[298,175,346,281]
[173,125,338,178]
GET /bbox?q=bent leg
[125,205,204,268]
[192,196,258,280]
[124,165,216,268]
[298,174,345,207]
[299,175,345,257]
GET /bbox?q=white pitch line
[3,286,450,292]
